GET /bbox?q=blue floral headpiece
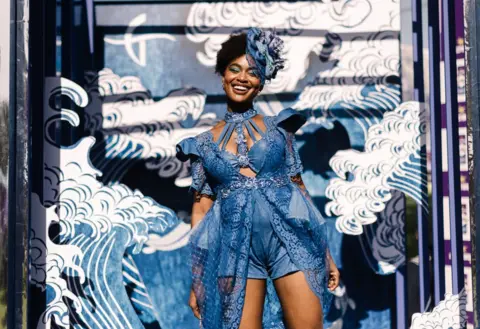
[245,27,285,84]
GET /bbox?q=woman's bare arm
[191,192,215,228]
[189,192,214,320]
[290,173,307,190]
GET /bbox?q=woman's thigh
[239,278,267,329]
[273,271,323,329]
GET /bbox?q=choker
[224,108,257,123]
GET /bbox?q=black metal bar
[61,0,73,80]
[61,0,74,145]
[464,0,480,325]
[441,0,465,294]
[427,0,445,306]
[411,0,430,312]
[94,25,400,38]
[46,0,57,77]
[7,0,30,328]
[28,0,54,325]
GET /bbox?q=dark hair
[215,33,247,76]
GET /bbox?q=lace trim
[218,175,289,199]
[285,131,303,176]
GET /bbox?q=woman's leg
[239,278,267,329]
[273,271,323,329]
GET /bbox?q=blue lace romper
[176,108,332,329]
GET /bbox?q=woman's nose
[237,71,248,81]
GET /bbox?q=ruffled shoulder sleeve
[275,108,307,133]
[274,108,304,177]
[176,137,200,162]
[176,136,214,196]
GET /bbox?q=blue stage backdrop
[30,1,420,329]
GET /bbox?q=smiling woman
[176,28,339,329]
[222,55,262,109]
[215,33,264,106]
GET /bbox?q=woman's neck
[226,101,254,114]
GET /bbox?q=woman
[176,28,340,329]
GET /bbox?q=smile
[232,85,251,94]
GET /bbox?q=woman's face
[222,55,263,105]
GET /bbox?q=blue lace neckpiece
[219,108,262,169]
[224,108,257,123]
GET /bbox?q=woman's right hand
[189,289,201,320]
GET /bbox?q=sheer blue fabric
[176,108,332,329]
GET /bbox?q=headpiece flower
[245,27,285,84]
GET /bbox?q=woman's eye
[229,67,240,73]
[249,70,259,77]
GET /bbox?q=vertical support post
[411,0,430,312]
[0,2,10,328]
[427,0,446,306]
[441,0,465,294]
[396,267,408,329]
[60,0,74,144]
[28,0,56,325]
[464,0,480,325]
[7,0,30,328]
[86,0,94,54]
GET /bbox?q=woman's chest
[197,128,287,181]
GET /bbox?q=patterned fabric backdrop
[31,1,409,328]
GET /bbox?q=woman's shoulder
[205,121,227,142]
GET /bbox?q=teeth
[233,86,248,91]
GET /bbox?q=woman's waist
[217,174,291,199]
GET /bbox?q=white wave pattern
[43,77,89,145]
[293,45,401,135]
[122,253,160,321]
[186,0,399,93]
[33,76,181,329]
[55,174,177,252]
[325,101,426,235]
[410,291,467,329]
[83,68,217,183]
[143,221,191,253]
[43,137,102,206]
[31,194,85,329]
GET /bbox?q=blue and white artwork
[29,1,414,328]
[31,77,182,329]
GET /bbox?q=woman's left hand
[328,260,340,291]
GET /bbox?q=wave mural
[31,0,404,327]
[186,0,399,94]
[410,291,467,329]
[83,68,217,185]
[31,77,181,329]
[31,195,84,329]
[358,190,405,274]
[325,101,426,235]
